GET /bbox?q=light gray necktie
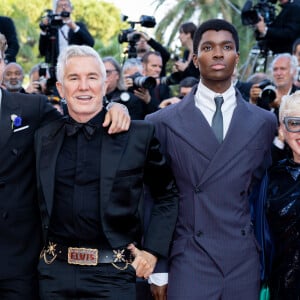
[212,95,224,143]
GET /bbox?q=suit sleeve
[72,22,94,47]
[1,17,19,63]
[142,135,179,258]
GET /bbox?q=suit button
[241,229,246,236]
[44,225,49,230]
[194,186,201,193]
[0,181,5,188]
[240,191,245,196]
[196,231,203,237]
[2,212,8,219]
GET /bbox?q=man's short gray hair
[56,45,106,83]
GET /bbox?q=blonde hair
[279,90,300,122]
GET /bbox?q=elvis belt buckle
[68,247,98,266]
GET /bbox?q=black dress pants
[0,273,39,300]
[38,258,136,299]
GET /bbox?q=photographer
[122,58,160,117]
[133,31,170,76]
[39,0,94,66]
[250,53,299,118]
[255,0,300,54]
[142,51,171,103]
[103,56,149,120]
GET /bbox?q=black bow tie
[65,119,97,140]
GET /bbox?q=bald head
[3,62,24,92]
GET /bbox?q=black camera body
[128,72,156,92]
[118,15,156,58]
[257,79,277,109]
[40,9,70,31]
[241,0,277,26]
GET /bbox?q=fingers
[127,245,157,279]
[103,103,130,134]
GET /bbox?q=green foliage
[153,0,258,74]
[0,0,124,74]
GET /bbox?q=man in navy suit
[146,19,277,300]
[0,33,129,299]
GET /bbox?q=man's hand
[134,87,151,104]
[249,83,262,104]
[127,243,157,279]
[103,103,130,134]
[159,97,181,108]
[150,284,167,300]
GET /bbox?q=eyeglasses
[283,117,300,132]
[106,69,117,76]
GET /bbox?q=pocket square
[13,125,30,133]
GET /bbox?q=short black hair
[193,19,239,55]
[179,22,197,39]
[179,76,199,88]
[292,38,300,54]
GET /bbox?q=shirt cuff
[148,273,168,286]
[273,136,285,150]
[73,25,80,33]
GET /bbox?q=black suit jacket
[264,1,300,54]
[39,21,94,65]
[34,118,178,257]
[0,16,19,63]
[0,89,60,279]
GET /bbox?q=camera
[241,0,277,26]
[160,72,183,86]
[118,15,156,43]
[40,9,70,31]
[118,15,156,58]
[257,79,276,109]
[128,72,156,92]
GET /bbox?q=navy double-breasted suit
[146,87,277,299]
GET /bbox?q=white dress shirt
[194,80,237,140]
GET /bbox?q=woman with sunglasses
[261,90,300,299]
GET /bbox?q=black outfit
[261,1,300,54]
[0,16,19,63]
[39,21,94,66]
[149,83,171,104]
[106,89,159,120]
[34,112,179,299]
[0,89,60,299]
[266,159,300,299]
[235,80,252,102]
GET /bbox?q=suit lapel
[100,131,129,210]
[0,91,21,149]
[173,91,220,162]
[199,95,264,185]
[38,121,65,216]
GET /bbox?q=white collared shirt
[194,80,237,139]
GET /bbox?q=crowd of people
[1,0,300,299]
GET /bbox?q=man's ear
[192,54,199,69]
[56,81,64,99]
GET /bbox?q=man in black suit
[255,0,300,54]
[39,0,94,67]
[0,33,130,299]
[34,44,178,299]
[0,16,19,63]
